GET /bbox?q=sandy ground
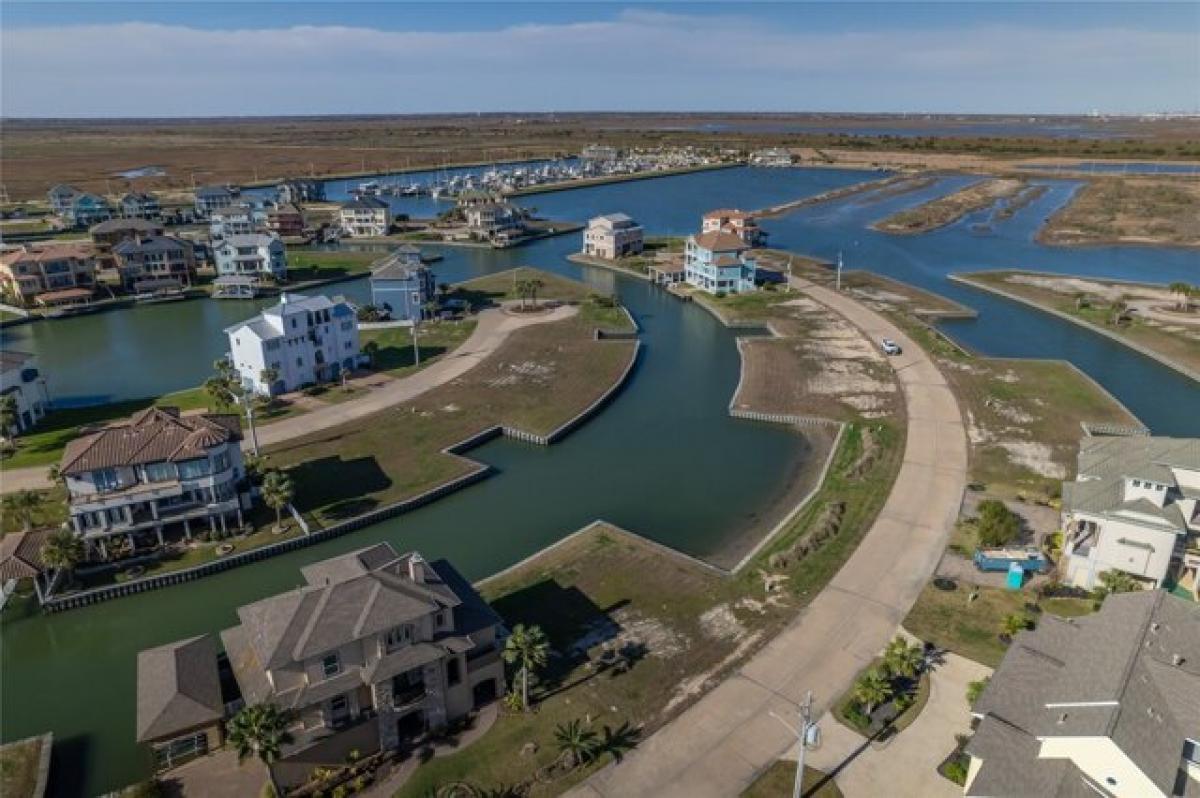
[1004,274,1200,333]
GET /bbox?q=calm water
[2,166,1199,795]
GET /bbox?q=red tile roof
[60,406,241,476]
[693,230,750,252]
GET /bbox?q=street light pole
[836,251,843,292]
[411,318,421,367]
[770,690,816,798]
[242,395,260,456]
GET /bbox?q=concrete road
[569,277,968,798]
[0,304,575,493]
[803,649,992,797]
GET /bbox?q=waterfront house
[465,202,523,242]
[67,193,114,229]
[112,235,196,293]
[218,543,505,781]
[369,248,436,322]
[225,292,360,396]
[339,197,392,238]
[209,203,267,241]
[583,213,644,259]
[214,233,287,284]
[59,406,248,559]
[90,218,164,276]
[581,144,620,162]
[276,178,325,205]
[701,209,766,246]
[137,635,227,771]
[965,589,1200,797]
[120,192,162,220]
[0,350,50,434]
[749,148,794,167]
[194,186,237,218]
[0,242,97,307]
[1060,435,1199,592]
[266,203,307,238]
[684,230,757,294]
[47,184,82,216]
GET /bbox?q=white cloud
[1,12,1195,116]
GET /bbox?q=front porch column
[155,526,164,547]
[150,501,159,521]
[183,518,192,540]
[127,533,135,551]
[236,508,244,528]
[98,538,108,560]
[71,515,82,534]
[124,505,133,523]
[208,516,217,534]
[220,514,228,534]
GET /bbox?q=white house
[213,233,287,282]
[0,350,50,434]
[684,230,758,295]
[1060,435,1199,591]
[339,197,392,237]
[583,213,644,259]
[465,202,524,242]
[966,590,1200,798]
[209,204,267,241]
[225,293,361,396]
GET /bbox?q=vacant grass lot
[0,735,45,798]
[269,293,636,527]
[360,320,478,379]
[742,763,843,798]
[874,178,1025,234]
[957,270,1200,378]
[284,249,380,283]
[1039,177,1200,247]
[904,581,1093,668]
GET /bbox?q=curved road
[0,304,576,493]
[570,277,968,798]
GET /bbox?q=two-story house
[209,203,268,241]
[339,197,392,238]
[89,218,165,276]
[194,186,237,218]
[219,543,505,772]
[276,179,325,205]
[966,590,1200,798]
[59,406,248,560]
[214,233,287,282]
[1060,435,1199,591]
[225,292,360,396]
[47,184,82,216]
[67,193,114,228]
[112,235,197,292]
[684,230,758,294]
[0,242,97,308]
[583,213,644,259]
[701,209,765,246]
[0,350,50,434]
[120,192,162,220]
[267,203,306,238]
[369,247,436,322]
[465,202,524,242]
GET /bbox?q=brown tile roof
[0,242,95,266]
[693,231,750,252]
[59,406,241,476]
[0,528,51,581]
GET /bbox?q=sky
[1,2,1197,117]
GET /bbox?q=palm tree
[1095,569,1141,600]
[554,718,599,769]
[966,677,990,706]
[3,489,43,533]
[0,394,18,441]
[259,367,280,397]
[502,623,549,712]
[40,529,85,584]
[1000,613,1031,639]
[882,637,925,679]
[261,470,295,532]
[513,278,545,310]
[1108,294,1129,326]
[362,340,380,369]
[226,703,294,798]
[1168,282,1192,312]
[852,668,893,717]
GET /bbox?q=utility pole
[836,251,843,292]
[770,690,817,798]
[411,317,421,367]
[241,394,260,456]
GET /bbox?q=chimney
[408,552,425,583]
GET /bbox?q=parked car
[881,338,902,355]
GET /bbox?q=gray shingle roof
[136,635,223,742]
[970,591,1200,796]
[341,197,389,211]
[1064,435,1199,533]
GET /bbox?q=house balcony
[78,497,240,538]
[392,682,427,710]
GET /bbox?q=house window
[144,462,175,483]
[94,468,120,491]
[383,625,412,653]
[447,658,461,686]
[1184,739,1200,766]
[177,459,212,480]
[321,653,341,678]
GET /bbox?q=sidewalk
[0,304,576,493]
[568,277,968,798]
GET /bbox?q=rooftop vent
[1057,713,1068,725]
[1173,654,1184,667]
[408,552,425,584]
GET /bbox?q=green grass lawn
[360,320,478,378]
[284,249,380,283]
[451,266,598,307]
[742,763,843,798]
[903,582,1095,667]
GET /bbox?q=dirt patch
[665,631,764,714]
[699,603,748,642]
[567,607,690,661]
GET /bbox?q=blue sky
[2,2,1197,117]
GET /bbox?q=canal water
[2,166,1198,795]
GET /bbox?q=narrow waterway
[2,166,1197,795]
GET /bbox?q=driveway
[803,649,992,798]
[569,277,968,798]
[0,304,576,493]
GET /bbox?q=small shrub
[976,499,1021,547]
[943,759,968,786]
